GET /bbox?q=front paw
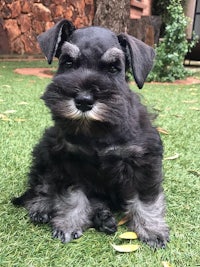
[92,209,117,234]
[129,222,169,248]
[29,212,52,224]
[52,228,83,243]
[139,229,170,248]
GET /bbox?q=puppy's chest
[65,140,130,165]
[64,141,118,173]
[64,141,138,186]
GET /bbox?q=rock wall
[0,0,94,54]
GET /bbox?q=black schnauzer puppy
[12,19,169,248]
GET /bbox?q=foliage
[152,0,186,19]
[152,0,171,17]
[148,0,198,82]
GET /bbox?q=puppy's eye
[59,55,74,69]
[65,60,73,69]
[108,64,119,74]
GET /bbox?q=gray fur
[101,47,124,63]
[52,187,92,243]
[126,193,169,247]
[25,184,53,223]
[61,42,80,59]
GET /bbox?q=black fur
[12,19,169,248]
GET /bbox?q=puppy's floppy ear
[118,34,155,89]
[37,19,75,64]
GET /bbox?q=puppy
[12,19,169,248]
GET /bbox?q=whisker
[86,102,108,122]
[61,99,109,130]
[65,99,82,120]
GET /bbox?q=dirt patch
[14,68,53,78]
[14,68,200,84]
[148,76,200,85]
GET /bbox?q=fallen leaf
[88,227,95,231]
[111,243,140,253]
[162,261,172,267]
[189,88,197,91]
[164,153,179,160]
[4,110,17,114]
[154,107,162,112]
[172,114,183,118]
[189,107,200,111]
[29,80,36,83]
[182,100,197,103]
[118,215,129,226]
[17,101,29,105]
[157,127,169,135]
[1,117,11,121]
[14,118,26,122]
[0,114,7,119]
[188,170,200,177]
[119,232,138,240]
[2,84,11,88]
[0,113,11,121]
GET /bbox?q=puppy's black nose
[75,92,94,112]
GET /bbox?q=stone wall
[0,0,94,54]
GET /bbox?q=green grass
[0,61,200,267]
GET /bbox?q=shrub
[148,0,198,82]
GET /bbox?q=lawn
[0,61,199,267]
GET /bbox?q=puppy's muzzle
[75,92,94,112]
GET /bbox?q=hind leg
[12,185,53,224]
[51,186,92,243]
